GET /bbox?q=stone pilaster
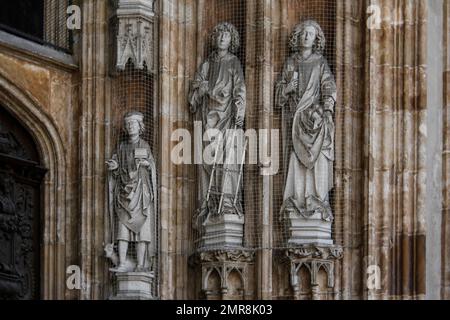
[79,0,111,300]
[159,0,198,299]
[250,0,275,301]
[334,0,365,300]
[363,0,427,299]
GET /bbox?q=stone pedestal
[200,214,244,249]
[286,211,333,246]
[110,272,155,300]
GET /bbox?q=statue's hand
[284,79,298,95]
[138,159,151,167]
[106,159,119,171]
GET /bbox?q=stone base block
[110,272,155,300]
[287,211,333,246]
[200,214,244,249]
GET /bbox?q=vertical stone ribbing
[159,0,197,299]
[159,0,176,299]
[363,0,427,300]
[249,0,274,300]
[335,0,365,300]
[79,0,109,300]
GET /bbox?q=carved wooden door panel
[0,107,46,300]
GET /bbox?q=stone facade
[0,0,447,300]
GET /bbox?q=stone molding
[284,245,343,261]
[0,30,77,71]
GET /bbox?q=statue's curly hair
[211,22,240,54]
[289,20,325,54]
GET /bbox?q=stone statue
[189,22,246,227]
[276,20,336,231]
[105,111,157,272]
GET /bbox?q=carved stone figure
[189,22,246,228]
[276,20,336,245]
[106,111,157,273]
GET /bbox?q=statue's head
[289,20,325,54]
[211,22,240,54]
[124,111,145,136]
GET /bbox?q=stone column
[362,0,427,300]
[333,0,428,301]
[159,0,198,299]
[79,0,111,300]
[334,0,366,300]
[249,0,274,300]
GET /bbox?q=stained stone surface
[0,0,441,300]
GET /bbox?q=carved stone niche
[190,249,255,300]
[279,245,343,300]
[112,0,156,72]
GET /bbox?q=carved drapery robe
[276,52,336,220]
[189,51,246,222]
[108,138,157,255]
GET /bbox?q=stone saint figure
[276,20,337,221]
[106,111,157,272]
[189,22,246,225]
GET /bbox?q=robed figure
[276,20,337,221]
[189,22,246,227]
[106,111,157,272]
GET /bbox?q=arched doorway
[0,105,46,299]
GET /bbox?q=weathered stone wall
[334,0,366,300]
[362,0,427,299]
[0,31,80,299]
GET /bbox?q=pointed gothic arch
[0,72,69,299]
